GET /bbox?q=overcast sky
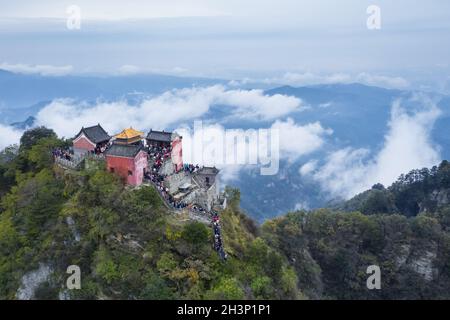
[0,0,449,89]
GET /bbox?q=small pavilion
[114,127,144,146]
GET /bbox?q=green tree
[207,277,245,300]
[28,137,63,170]
[20,127,57,152]
[141,271,174,300]
[361,189,396,215]
[94,248,120,284]
[181,222,210,250]
[0,213,21,255]
[157,252,178,275]
[83,170,122,206]
[88,207,119,241]
[251,276,273,299]
[280,267,299,298]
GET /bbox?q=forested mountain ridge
[0,127,449,300]
[334,161,450,217]
[265,161,450,299]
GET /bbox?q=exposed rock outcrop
[16,263,53,300]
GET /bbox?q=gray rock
[16,263,53,300]
[409,250,437,281]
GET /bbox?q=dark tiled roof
[76,124,111,144]
[146,130,172,143]
[105,144,143,158]
[197,167,219,175]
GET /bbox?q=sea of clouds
[0,86,443,201]
[300,94,442,198]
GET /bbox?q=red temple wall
[106,151,148,186]
[171,137,183,172]
[133,151,148,186]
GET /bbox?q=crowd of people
[183,163,200,174]
[144,151,190,210]
[212,211,227,260]
[146,144,201,209]
[53,146,107,164]
[52,148,73,161]
[148,144,172,169]
[190,204,207,215]
[145,170,191,210]
[145,148,227,260]
[145,143,177,206]
[93,144,108,154]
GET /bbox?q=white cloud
[218,165,243,183]
[34,85,303,138]
[0,0,227,20]
[299,160,318,176]
[117,64,141,75]
[175,117,331,182]
[356,73,410,89]
[252,72,411,89]
[171,67,189,74]
[275,72,352,86]
[0,63,73,76]
[217,89,303,120]
[0,124,22,150]
[117,65,189,76]
[309,147,372,199]
[271,118,332,161]
[304,95,442,199]
[294,201,310,211]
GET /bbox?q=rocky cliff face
[430,189,450,207]
[409,250,437,281]
[395,243,438,282]
[16,263,53,300]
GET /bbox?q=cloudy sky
[1,0,450,90]
[0,1,449,203]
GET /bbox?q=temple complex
[62,124,227,258]
[67,124,224,211]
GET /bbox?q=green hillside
[1,127,449,299]
[0,127,300,300]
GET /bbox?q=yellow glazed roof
[115,127,144,139]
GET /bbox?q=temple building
[146,130,173,148]
[161,165,221,211]
[194,167,220,189]
[192,167,220,211]
[105,144,148,186]
[114,127,144,146]
[147,130,183,173]
[73,124,111,156]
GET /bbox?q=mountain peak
[10,116,36,130]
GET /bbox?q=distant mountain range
[1,69,449,221]
[0,69,225,123]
